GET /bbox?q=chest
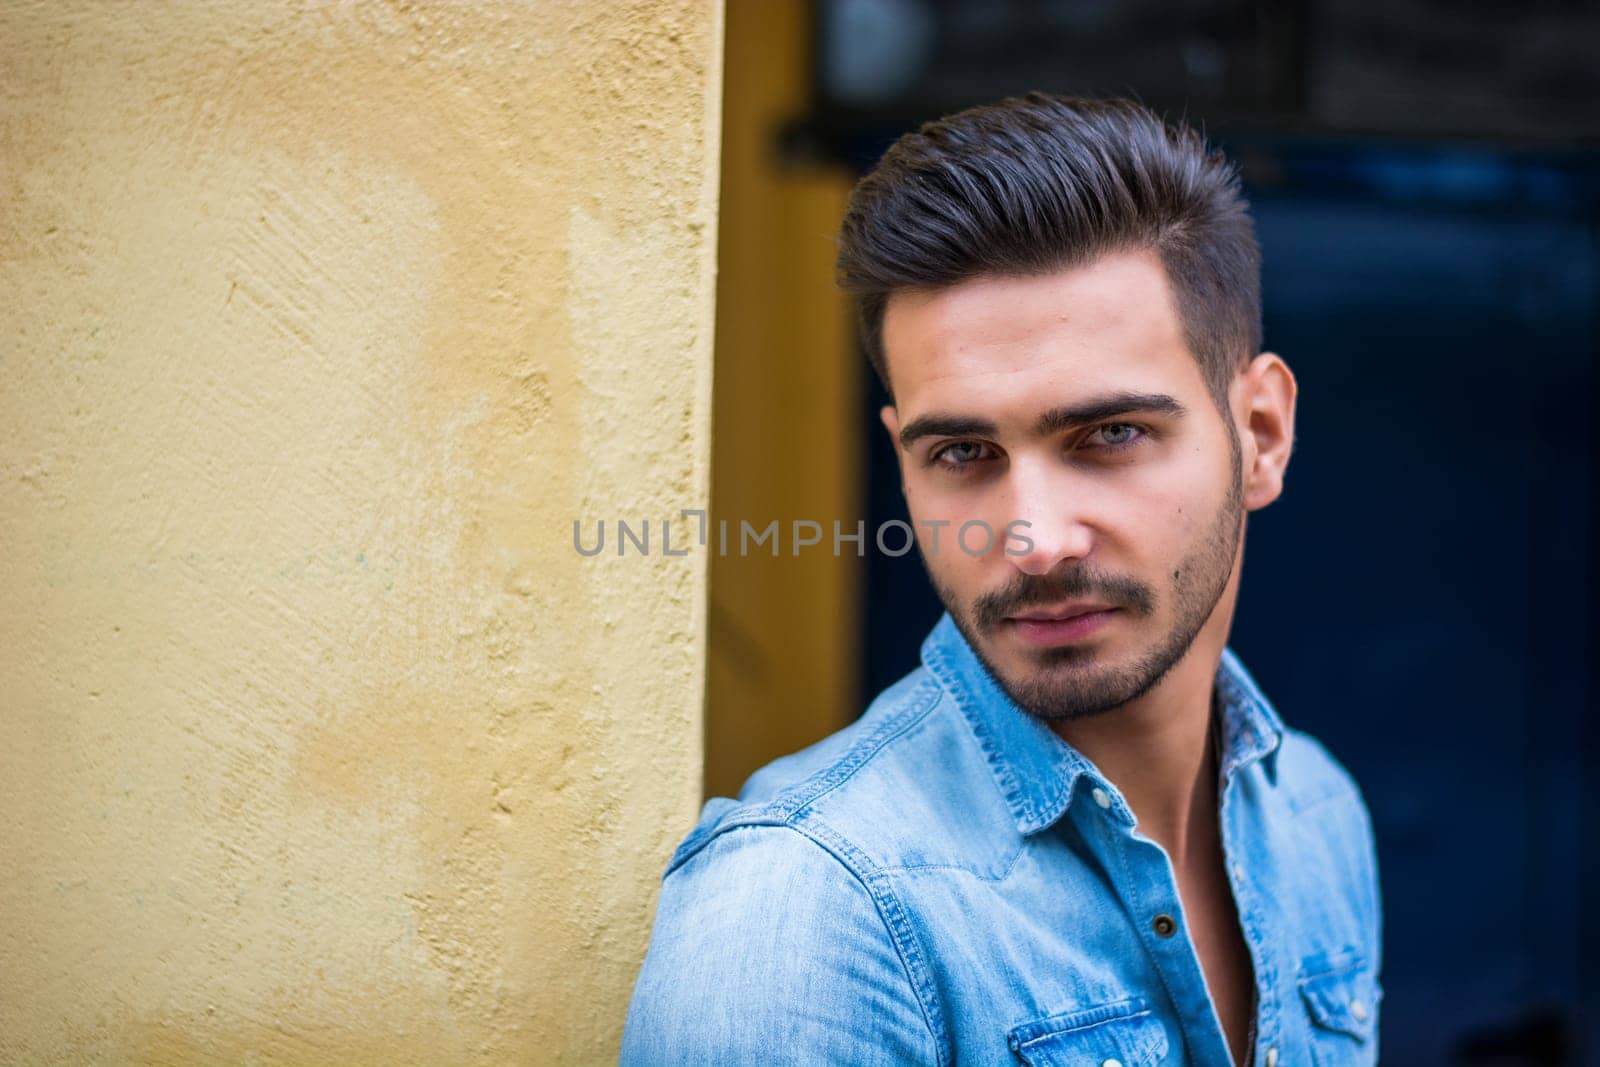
[885,798,1381,1065]
[1174,852,1257,1065]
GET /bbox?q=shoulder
[1274,725,1384,968]
[1277,725,1370,815]
[623,818,944,1064]
[623,667,1004,1065]
[666,665,1018,879]
[655,665,966,942]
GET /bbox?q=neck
[1050,638,1224,865]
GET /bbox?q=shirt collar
[919,611,1285,836]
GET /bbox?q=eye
[1085,422,1148,451]
[929,440,997,472]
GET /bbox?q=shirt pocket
[1298,949,1383,1066]
[1007,996,1169,1067]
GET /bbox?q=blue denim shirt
[623,613,1382,1066]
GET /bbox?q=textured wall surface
[0,2,721,1062]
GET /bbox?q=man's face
[880,249,1248,723]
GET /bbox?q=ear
[1235,352,1298,512]
[879,403,900,443]
[878,404,910,497]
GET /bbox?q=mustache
[973,569,1154,631]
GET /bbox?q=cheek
[898,471,930,518]
[904,480,1006,544]
[906,473,975,513]
[1129,485,1213,578]
[1168,495,1207,540]
[1155,443,1224,529]
[911,524,994,576]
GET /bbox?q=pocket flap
[1008,996,1169,1066]
[1298,952,1381,1043]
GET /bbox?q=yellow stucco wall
[0,2,722,1062]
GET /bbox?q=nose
[1004,457,1095,577]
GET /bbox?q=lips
[1008,601,1114,623]
[1006,603,1119,646]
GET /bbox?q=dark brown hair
[835,92,1261,411]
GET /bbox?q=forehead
[881,249,1204,419]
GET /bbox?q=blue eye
[1089,423,1146,450]
[930,441,995,471]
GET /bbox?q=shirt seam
[881,844,1025,881]
[1103,825,1203,1061]
[660,820,948,1063]
[796,816,953,1067]
[783,674,944,817]
[662,675,944,878]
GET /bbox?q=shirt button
[1231,863,1246,882]
[1151,913,1177,937]
[1264,1046,1278,1067]
[1350,998,1368,1021]
[1092,787,1112,809]
[1101,1060,1123,1067]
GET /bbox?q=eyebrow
[896,391,1190,450]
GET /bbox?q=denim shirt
[622,613,1383,1066]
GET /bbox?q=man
[623,92,1382,1066]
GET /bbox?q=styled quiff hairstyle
[835,92,1261,412]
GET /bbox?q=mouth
[1009,601,1114,622]
[1005,602,1119,646]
